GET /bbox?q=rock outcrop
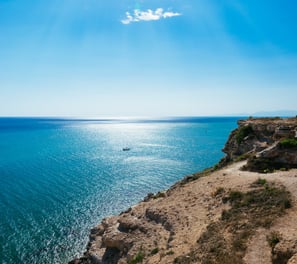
[69,117,297,264]
[220,117,297,172]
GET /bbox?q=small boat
[122,147,131,151]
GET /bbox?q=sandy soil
[149,161,297,263]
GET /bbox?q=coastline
[0,117,239,264]
[70,117,297,264]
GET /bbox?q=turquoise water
[0,117,239,263]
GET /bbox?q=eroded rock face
[259,142,297,165]
[221,117,297,171]
[70,200,173,264]
[272,239,297,264]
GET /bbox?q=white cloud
[121,8,181,25]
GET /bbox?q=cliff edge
[220,117,297,171]
[70,117,297,264]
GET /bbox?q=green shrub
[153,192,166,199]
[150,248,159,255]
[279,138,297,148]
[254,178,267,186]
[129,250,145,264]
[228,191,244,203]
[213,164,219,170]
[267,231,281,249]
[236,125,254,144]
[166,250,174,255]
[235,153,251,162]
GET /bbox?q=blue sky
[0,0,297,117]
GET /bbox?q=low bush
[254,178,267,186]
[236,125,254,144]
[166,250,174,255]
[128,250,145,264]
[150,248,159,255]
[267,231,281,249]
[279,138,297,148]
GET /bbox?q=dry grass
[173,181,291,264]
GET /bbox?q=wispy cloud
[121,8,181,25]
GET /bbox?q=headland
[70,117,297,264]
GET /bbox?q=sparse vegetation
[212,187,225,197]
[180,167,214,185]
[153,191,166,199]
[228,190,243,203]
[150,247,159,255]
[213,164,219,170]
[235,152,252,162]
[267,231,281,250]
[279,138,297,148]
[173,182,291,264]
[243,155,296,173]
[166,250,175,255]
[254,178,267,186]
[236,125,254,144]
[128,249,145,264]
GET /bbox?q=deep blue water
[0,117,240,263]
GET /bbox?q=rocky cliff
[220,117,297,171]
[70,117,297,264]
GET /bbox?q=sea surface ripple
[0,117,239,263]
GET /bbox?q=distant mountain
[251,110,297,117]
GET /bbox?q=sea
[0,117,241,264]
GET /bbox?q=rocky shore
[70,117,297,264]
